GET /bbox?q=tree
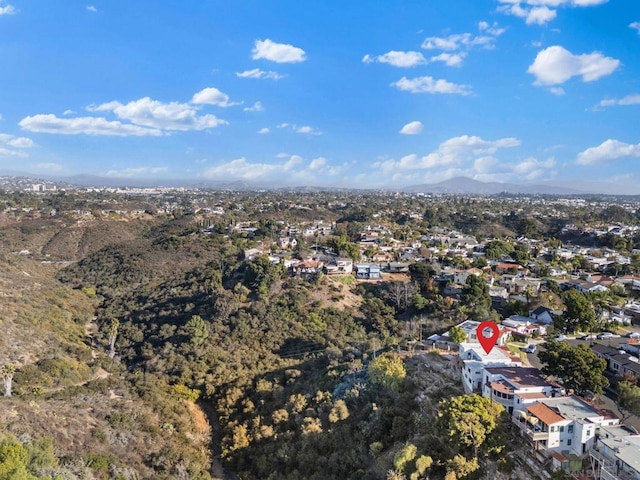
[438,394,504,457]
[460,275,491,321]
[0,437,35,480]
[412,455,433,480]
[361,297,398,338]
[107,318,119,359]
[409,262,434,292]
[244,256,284,296]
[328,399,349,423]
[483,240,513,260]
[445,455,479,480]
[393,443,417,472]
[560,290,597,332]
[368,353,406,391]
[181,315,209,345]
[617,380,640,421]
[538,341,609,394]
[1,364,15,397]
[449,325,467,344]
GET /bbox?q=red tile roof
[527,403,565,425]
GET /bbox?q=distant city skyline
[0,0,639,188]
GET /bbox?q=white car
[554,335,568,341]
[597,332,615,340]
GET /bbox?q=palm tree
[2,364,15,397]
[108,318,119,358]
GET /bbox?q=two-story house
[513,396,619,459]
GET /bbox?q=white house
[529,306,555,325]
[591,424,640,480]
[482,366,560,415]
[459,343,522,393]
[512,396,619,458]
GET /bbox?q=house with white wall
[482,366,560,415]
[512,396,619,459]
[459,343,522,393]
[591,424,640,480]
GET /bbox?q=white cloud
[596,94,640,108]
[244,101,264,112]
[309,157,327,170]
[0,133,34,148]
[191,87,238,107]
[391,76,472,95]
[19,114,163,136]
[283,155,303,171]
[295,125,321,135]
[549,86,565,95]
[0,147,27,157]
[526,6,557,24]
[498,0,608,24]
[252,39,306,63]
[478,21,506,36]
[202,154,342,182]
[90,97,228,131]
[86,5,97,12]
[35,162,63,171]
[236,68,285,80]
[374,135,521,173]
[527,45,620,85]
[0,2,16,15]
[63,109,76,115]
[429,52,467,67]
[577,139,640,165]
[631,22,640,34]
[0,133,33,158]
[418,26,503,68]
[104,167,168,177]
[257,127,270,134]
[362,51,426,68]
[399,121,424,135]
[276,123,322,135]
[421,32,496,51]
[512,156,556,179]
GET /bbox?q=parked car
[554,335,568,341]
[598,332,615,340]
[580,334,597,340]
[524,344,537,354]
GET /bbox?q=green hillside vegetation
[0,204,531,479]
[0,243,221,478]
[53,218,514,479]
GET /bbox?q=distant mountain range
[403,177,584,195]
[1,170,639,195]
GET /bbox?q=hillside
[0,210,541,479]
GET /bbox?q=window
[550,426,555,432]
[560,426,564,432]
[567,439,572,446]
[568,425,573,433]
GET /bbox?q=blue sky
[0,0,639,187]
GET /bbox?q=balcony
[512,416,549,442]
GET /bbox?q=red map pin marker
[477,321,500,354]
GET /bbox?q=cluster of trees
[0,435,58,480]
[538,341,608,394]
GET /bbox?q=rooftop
[541,396,608,424]
[527,403,566,425]
[485,366,552,389]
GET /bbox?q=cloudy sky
[0,0,639,187]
